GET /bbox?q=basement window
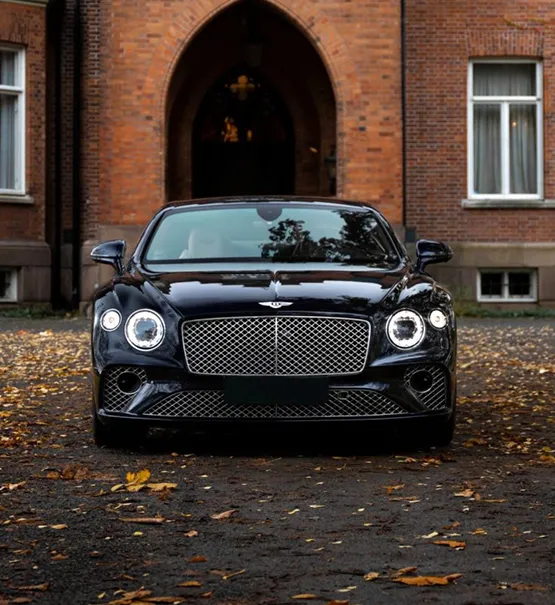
[478,269,537,302]
[0,268,18,301]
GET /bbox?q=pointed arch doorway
[166,0,336,200]
[193,68,295,197]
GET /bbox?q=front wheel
[421,411,455,447]
[92,414,147,448]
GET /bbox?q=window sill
[477,298,538,303]
[0,193,34,205]
[462,199,555,209]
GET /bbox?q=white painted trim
[468,59,543,200]
[477,268,538,303]
[0,46,25,194]
[461,198,555,209]
[0,1,49,7]
[0,193,33,204]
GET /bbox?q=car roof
[163,196,375,211]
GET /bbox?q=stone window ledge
[0,193,34,205]
[461,199,555,209]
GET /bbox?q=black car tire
[422,411,455,448]
[93,414,147,448]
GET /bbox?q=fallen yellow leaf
[291,595,317,600]
[337,586,357,592]
[394,574,462,586]
[222,569,245,581]
[146,483,178,492]
[432,540,466,550]
[16,583,49,592]
[120,517,165,524]
[210,509,237,520]
[364,572,380,581]
[126,469,151,485]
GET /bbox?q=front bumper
[94,363,455,426]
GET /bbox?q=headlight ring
[386,309,425,349]
[124,309,166,351]
[100,309,122,332]
[429,309,448,329]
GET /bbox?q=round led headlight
[125,310,165,351]
[387,309,425,349]
[429,309,448,329]
[100,309,121,332]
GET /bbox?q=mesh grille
[404,365,448,411]
[102,366,147,412]
[182,316,371,376]
[144,389,407,419]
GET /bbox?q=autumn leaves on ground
[0,318,553,605]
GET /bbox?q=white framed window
[477,268,537,302]
[468,60,543,200]
[0,268,18,302]
[0,46,25,194]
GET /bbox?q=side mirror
[91,240,126,274]
[415,239,452,273]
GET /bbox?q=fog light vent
[404,365,448,411]
[102,366,147,412]
[409,369,434,393]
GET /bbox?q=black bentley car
[91,196,456,447]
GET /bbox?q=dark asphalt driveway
[0,318,553,604]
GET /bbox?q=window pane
[0,94,16,189]
[473,63,536,96]
[0,51,16,86]
[474,104,501,194]
[481,272,503,297]
[510,105,537,194]
[508,272,532,297]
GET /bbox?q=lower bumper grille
[144,389,408,419]
[404,365,448,411]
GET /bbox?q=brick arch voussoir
[143,0,361,199]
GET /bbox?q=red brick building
[1,0,553,307]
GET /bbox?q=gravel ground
[0,318,553,605]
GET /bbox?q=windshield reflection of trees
[260,212,396,265]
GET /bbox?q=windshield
[142,203,400,269]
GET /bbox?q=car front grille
[144,389,407,419]
[102,366,147,412]
[182,316,371,376]
[404,365,448,411]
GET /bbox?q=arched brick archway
[140,0,362,202]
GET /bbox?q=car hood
[131,262,411,317]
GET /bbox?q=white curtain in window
[474,104,501,194]
[473,64,537,195]
[0,52,16,190]
[510,105,537,194]
[0,95,16,190]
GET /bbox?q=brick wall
[0,1,47,242]
[82,0,403,238]
[405,0,555,243]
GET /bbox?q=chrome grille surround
[102,366,147,412]
[144,389,407,419]
[182,315,371,376]
[404,365,448,411]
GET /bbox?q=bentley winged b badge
[258,301,293,309]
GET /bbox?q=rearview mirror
[91,240,126,274]
[415,239,452,273]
